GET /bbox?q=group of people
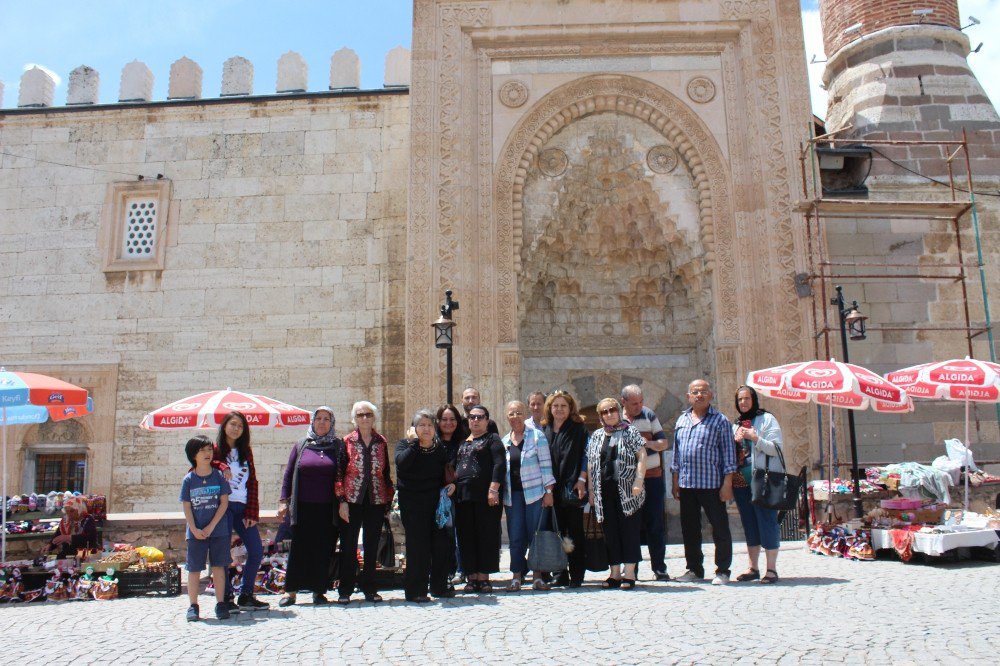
[178,380,786,620]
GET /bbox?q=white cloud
[801,0,1000,120]
[23,63,62,87]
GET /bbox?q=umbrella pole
[827,402,834,522]
[2,406,7,563]
[964,395,970,512]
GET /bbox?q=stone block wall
[0,91,410,512]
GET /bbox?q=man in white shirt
[524,391,546,431]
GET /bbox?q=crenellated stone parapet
[1,47,412,108]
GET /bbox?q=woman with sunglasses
[453,404,506,592]
[336,400,395,604]
[436,404,468,584]
[586,397,647,589]
[540,390,589,588]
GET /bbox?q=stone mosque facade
[1,0,998,512]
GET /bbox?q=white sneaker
[711,573,730,586]
[675,570,702,582]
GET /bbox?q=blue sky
[0,1,996,117]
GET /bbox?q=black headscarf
[734,385,768,424]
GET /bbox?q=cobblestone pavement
[1,542,996,665]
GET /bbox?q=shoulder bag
[750,444,806,511]
[527,506,569,573]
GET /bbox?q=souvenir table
[869,527,999,557]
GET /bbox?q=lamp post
[831,285,869,518]
[432,290,459,406]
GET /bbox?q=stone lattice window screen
[122,197,158,257]
[100,179,172,272]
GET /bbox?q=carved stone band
[647,145,678,174]
[686,76,716,104]
[499,80,529,107]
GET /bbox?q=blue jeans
[641,475,667,573]
[505,490,543,575]
[224,501,264,598]
[733,487,780,550]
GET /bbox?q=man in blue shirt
[670,379,736,585]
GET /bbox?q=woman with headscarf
[276,406,343,607]
[586,397,647,589]
[336,400,394,604]
[47,495,99,557]
[732,385,784,584]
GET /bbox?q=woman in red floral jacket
[336,400,395,603]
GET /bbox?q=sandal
[505,577,522,592]
[463,581,478,593]
[620,579,636,590]
[601,577,622,589]
[735,568,760,582]
[532,578,550,591]
[478,581,493,594]
[760,569,779,584]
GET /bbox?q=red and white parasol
[748,359,912,413]
[886,357,1000,509]
[139,388,312,430]
[747,359,912,516]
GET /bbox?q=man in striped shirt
[621,384,670,581]
[670,379,736,585]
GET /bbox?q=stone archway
[493,74,738,405]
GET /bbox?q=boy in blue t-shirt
[180,435,232,621]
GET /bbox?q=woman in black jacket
[453,404,506,593]
[396,409,456,602]
[541,390,589,587]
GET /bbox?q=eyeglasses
[688,390,710,396]
[356,412,374,419]
[599,408,618,416]
[468,414,488,421]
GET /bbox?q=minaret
[820,0,999,178]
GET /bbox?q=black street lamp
[831,285,868,518]
[432,290,459,406]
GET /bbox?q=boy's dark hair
[185,435,214,466]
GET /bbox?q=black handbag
[527,506,569,573]
[561,480,587,508]
[583,511,609,572]
[750,446,805,511]
[376,517,396,569]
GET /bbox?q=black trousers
[600,483,642,566]
[678,487,733,577]
[550,500,585,584]
[338,499,387,596]
[284,501,337,594]
[454,500,502,574]
[399,490,452,598]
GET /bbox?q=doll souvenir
[45,491,58,516]
[0,569,13,602]
[27,494,38,512]
[253,568,268,595]
[75,566,96,600]
[6,567,24,602]
[44,570,70,601]
[63,568,78,599]
[92,566,118,600]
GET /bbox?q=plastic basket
[117,566,182,598]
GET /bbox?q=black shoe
[568,580,583,588]
[215,602,230,620]
[237,594,269,609]
[278,594,296,607]
[431,588,456,598]
[225,600,242,613]
[312,593,330,605]
[186,604,200,622]
[552,572,570,587]
[654,571,671,581]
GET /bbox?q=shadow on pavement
[762,576,848,586]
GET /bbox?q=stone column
[384,46,410,87]
[168,57,203,100]
[330,47,360,90]
[221,56,253,96]
[119,60,154,102]
[276,51,308,93]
